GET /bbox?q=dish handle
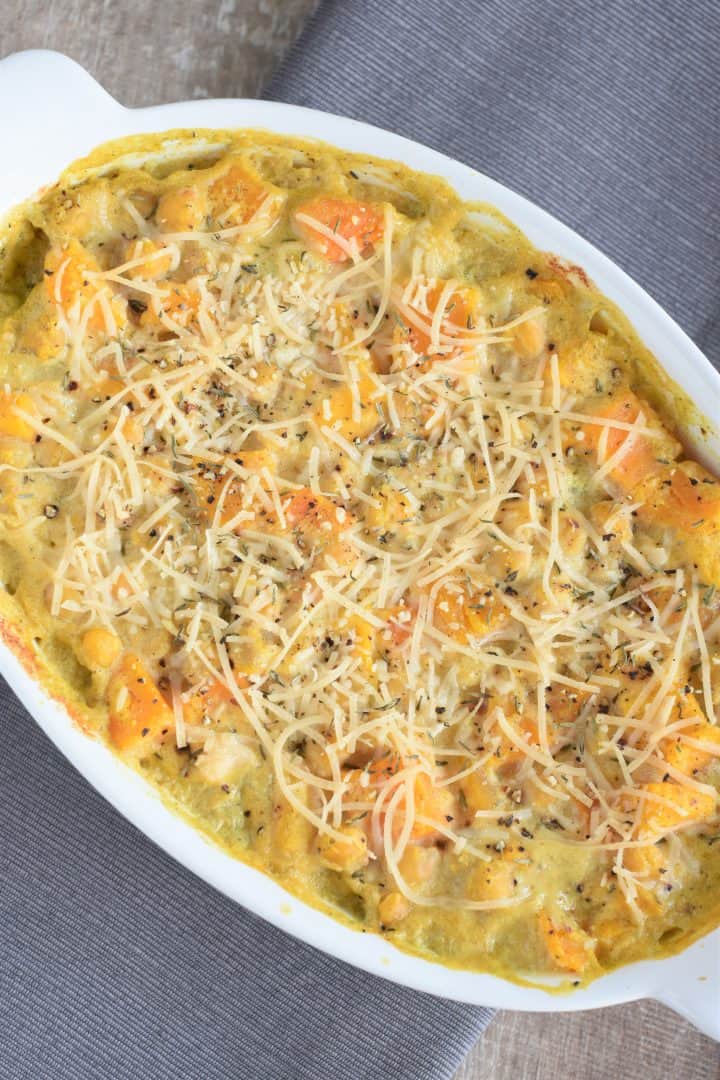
[653,984,720,1042]
[0,50,126,207]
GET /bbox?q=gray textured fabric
[2,3,719,1080]
[268,0,720,367]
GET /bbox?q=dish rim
[0,48,718,1038]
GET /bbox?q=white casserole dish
[0,48,718,1038]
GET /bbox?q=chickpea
[317,823,369,873]
[378,890,412,927]
[82,627,122,668]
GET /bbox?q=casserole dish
[0,48,718,1036]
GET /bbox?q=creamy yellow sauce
[0,130,719,988]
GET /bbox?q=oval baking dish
[0,49,718,1038]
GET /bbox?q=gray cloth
[2,2,719,1080]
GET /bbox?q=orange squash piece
[313,370,379,440]
[583,391,665,491]
[539,911,593,973]
[107,653,174,752]
[194,452,278,527]
[637,781,715,838]
[398,282,477,361]
[182,678,246,726]
[432,581,508,642]
[663,720,720,777]
[344,605,415,674]
[657,464,720,534]
[44,240,124,333]
[0,391,37,441]
[209,159,277,226]
[295,197,384,262]
[284,489,346,532]
[140,282,201,332]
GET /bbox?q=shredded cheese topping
[1,140,719,969]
